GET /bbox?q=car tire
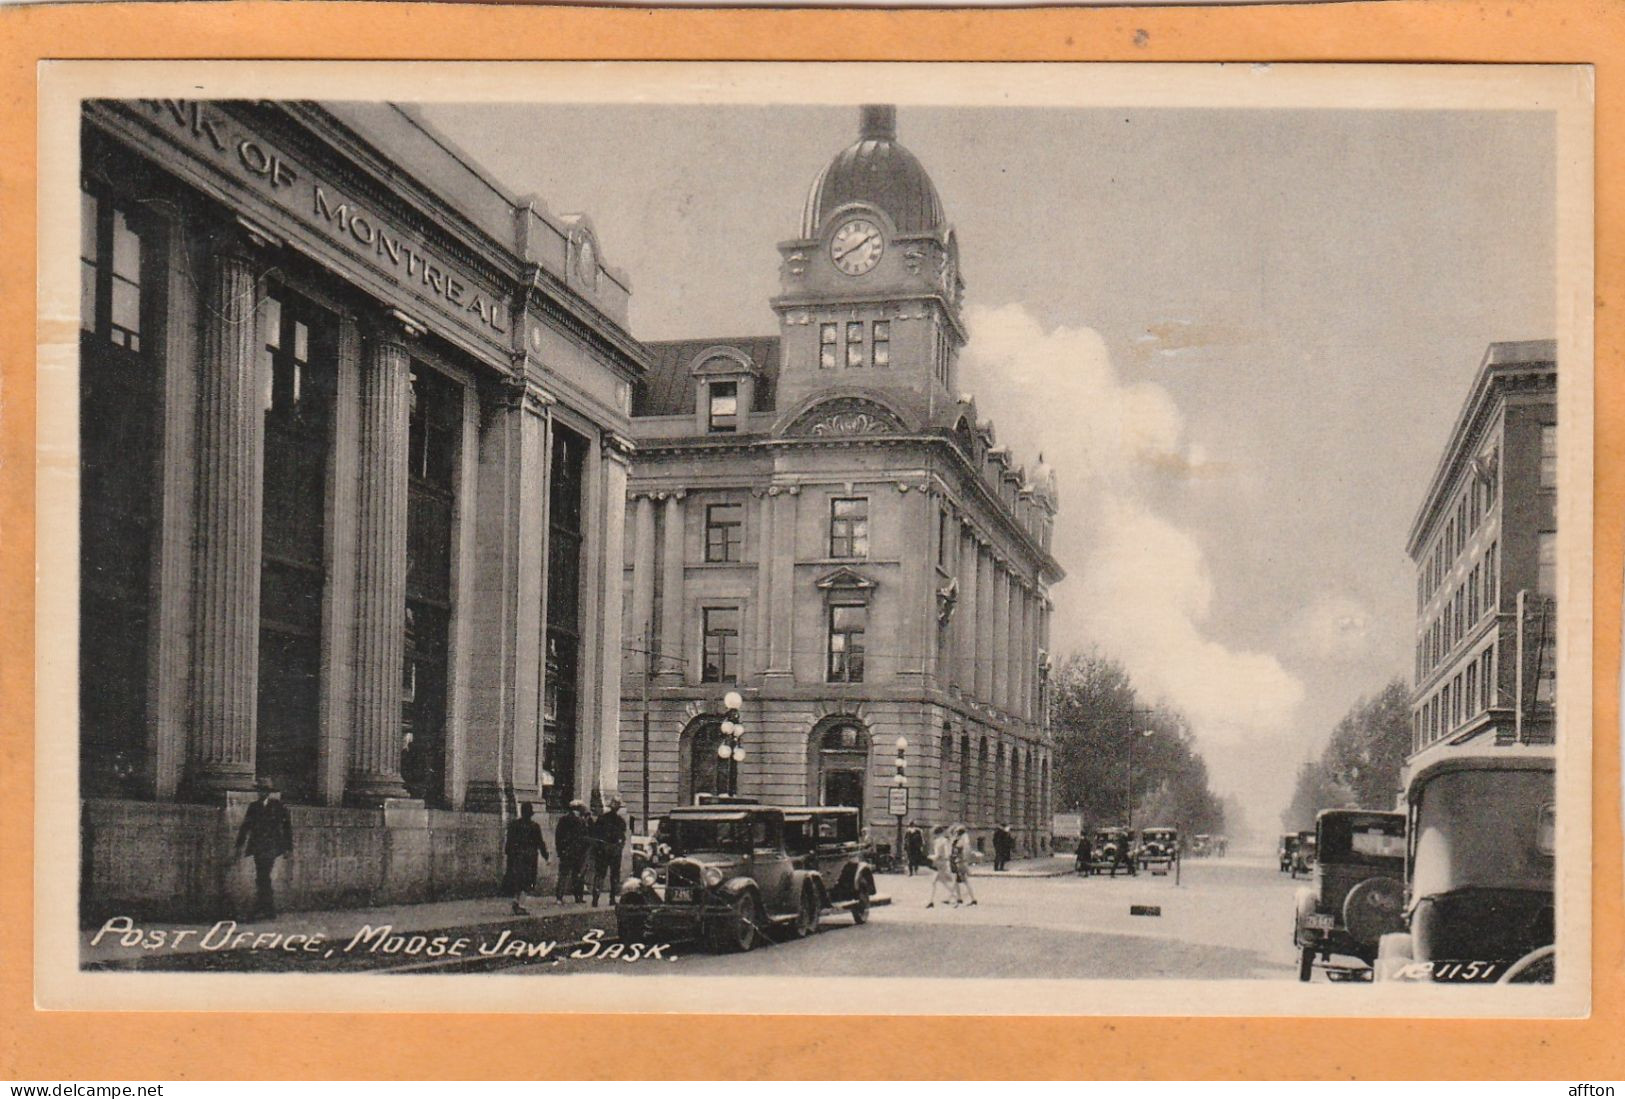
[711,893,758,954]
[793,885,820,939]
[851,888,870,925]
[1298,946,1315,982]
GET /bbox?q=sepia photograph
[34,61,1593,1017]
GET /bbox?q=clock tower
[771,105,967,422]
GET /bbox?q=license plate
[1303,913,1335,930]
[667,887,695,903]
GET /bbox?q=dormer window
[707,380,738,433]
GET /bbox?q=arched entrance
[809,718,871,818]
[678,716,727,806]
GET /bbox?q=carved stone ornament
[937,577,960,625]
[787,397,906,438]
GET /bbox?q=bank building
[77,99,644,918]
[619,106,1064,857]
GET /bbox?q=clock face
[830,218,884,276]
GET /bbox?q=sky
[419,100,1556,835]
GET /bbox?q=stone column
[958,527,979,696]
[992,566,1010,712]
[659,492,686,680]
[1006,577,1021,717]
[975,547,993,703]
[187,242,266,798]
[596,434,632,804]
[765,487,798,678]
[347,314,417,803]
[753,490,773,677]
[629,493,656,659]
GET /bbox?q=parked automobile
[1278,833,1299,873]
[781,805,878,924]
[1084,827,1138,876]
[1292,809,1407,981]
[616,804,829,953]
[1190,834,1211,858]
[1137,827,1179,875]
[1289,830,1317,879]
[1374,745,1555,983]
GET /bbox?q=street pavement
[524,853,1306,980]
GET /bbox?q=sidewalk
[82,892,617,972]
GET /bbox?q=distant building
[78,100,644,918]
[619,106,1064,855]
[1407,339,1557,769]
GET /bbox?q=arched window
[977,737,990,825]
[810,720,871,818]
[958,733,971,821]
[679,717,726,806]
[995,743,1006,825]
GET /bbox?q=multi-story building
[1408,340,1557,768]
[619,106,1064,855]
[77,99,644,918]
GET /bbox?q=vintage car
[1190,834,1211,858]
[781,805,878,924]
[1374,746,1555,983]
[1289,830,1318,879]
[1137,827,1180,874]
[616,804,830,953]
[1278,833,1299,873]
[1292,809,1407,981]
[1084,827,1138,876]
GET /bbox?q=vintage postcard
[33,60,1593,1017]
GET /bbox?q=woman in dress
[952,823,979,906]
[927,824,959,908]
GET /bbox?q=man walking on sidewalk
[235,778,293,920]
[904,821,925,876]
[503,801,550,914]
[589,797,628,907]
[554,800,589,904]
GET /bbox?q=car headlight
[703,866,724,888]
[640,868,657,887]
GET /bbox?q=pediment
[785,396,906,438]
[814,566,878,592]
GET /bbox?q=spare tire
[1344,876,1407,945]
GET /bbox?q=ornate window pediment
[786,396,905,438]
[815,565,878,593]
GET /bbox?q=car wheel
[851,888,870,925]
[1298,946,1315,982]
[793,885,820,939]
[711,893,759,953]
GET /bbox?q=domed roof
[800,105,947,239]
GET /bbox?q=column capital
[600,430,636,463]
[497,374,557,415]
[230,213,284,255]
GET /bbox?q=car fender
[718,877,761,905]
[790,868,826,908]
[1292,886,1319,941]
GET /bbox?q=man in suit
[588,797,628,907]
[235,777,293,920]
[993,823,1013,872]
[554,800,590,904]
[503,801,550,915]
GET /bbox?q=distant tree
[1280,759,1357,833]
[1320,679,1411,811]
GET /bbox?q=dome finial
[861,104,897,142]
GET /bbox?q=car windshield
[1411,767,1554,896]
[658,817,751,855]
[1317,814,1405,866]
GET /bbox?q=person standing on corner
[904,821,926,877]
[503,801,550,915]
[235,777,293,921]
[993,822,1012,872]
[589,797,628,908]
[554,799,590,904]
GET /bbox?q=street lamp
[715,690,745,796]
[893,736,909,867]
[1125,727,1154,830]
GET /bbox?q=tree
[1050,648,1226,834]
[1320,679,1411,811]
[1280,759,1356,833]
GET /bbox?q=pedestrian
[554,799,590,903]
[993,823,1013,871]
[952,823,979,906]
[502,801,550,914]
[234,777,293,921]
[926,824,959,908]
[904,821,926,877]
[589,797,628,907]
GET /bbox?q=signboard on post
[888,785,909,817]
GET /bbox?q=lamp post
[715,690,745,797]
[892,736,909,867]
[1125,727,1154,830]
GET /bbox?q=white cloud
[1282,594,1378,663]
[960,303,1304,746]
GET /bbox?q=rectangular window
[701,606,740,683]
[1469,564,1480,622]
[1486,540,1499,610]
[827,601,867,683]
[1456,584,1466,640]
[1456,500,1468,553]
[872,320,891,367]
[846,321,865,368]
[81,186,145,351]
[937,506,952,570]
[544,427,588,808]
[820,323,838,370]
[1454,673,1465,725]
[707,381,738,433]
[1538,531,1556,597]
[704,502,744,563]
[1481,647,1495,708]
[1466,661,1478,716]
[1539,424,1557,488]
[829,497,869,558]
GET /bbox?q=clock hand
[835,232,878,262]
